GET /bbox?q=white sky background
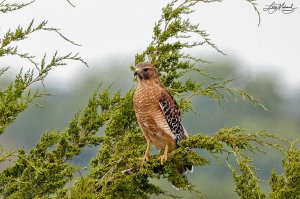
[0,0,299,94]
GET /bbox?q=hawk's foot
[158,143,169,165]
[139,153,150,166]
[157,153,168,165]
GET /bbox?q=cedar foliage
[0,0,299,198]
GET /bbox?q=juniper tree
[0,0,299,199]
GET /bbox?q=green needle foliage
[269,140,300,198]
[0,0,35,13]
[0,14,87,135]
[0,0,299,199]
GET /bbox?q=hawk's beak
[134,67,139,77]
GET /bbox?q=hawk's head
[134,63,159,81]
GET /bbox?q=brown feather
[133,63,192,173]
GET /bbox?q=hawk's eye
[143,68,149,72]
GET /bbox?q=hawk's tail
[182,127,193,173]
[184,164,193,173]
[171,162,193,189]
[171,127,193,189]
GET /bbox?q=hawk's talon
[140,141,151,166]
[139,153,150,166]
[157,154,168,165]
[157,142,169,165]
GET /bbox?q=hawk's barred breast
[133,62,193,174]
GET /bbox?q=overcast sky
[1,0,299,94]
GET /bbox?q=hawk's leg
[158,142,169,165]
[141,140,150,166]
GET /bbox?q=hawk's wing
[159,90,188,144]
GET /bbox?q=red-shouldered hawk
[133,62,192,172]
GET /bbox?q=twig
[66,0,76,7]
[94,157,123,192]
[0,0,6,6]
[122,166,141,174]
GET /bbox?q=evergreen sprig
[0,19,87,135]
[0,19,82,63]
[0,145,15,163]
[269,140,300,198]
[0,0,76,13]
[0,0,299,198]
[0,0,35,13]
[0,51,87,135]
